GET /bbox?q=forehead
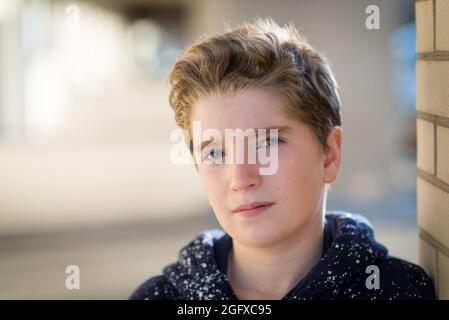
[191,88,294,130]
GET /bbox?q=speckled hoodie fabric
[130,211,435,300]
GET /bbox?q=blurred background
[0,0,418,299]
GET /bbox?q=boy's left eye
[258,136,283,148]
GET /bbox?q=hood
[162,211,388,300]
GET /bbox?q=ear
[323,126,343,184]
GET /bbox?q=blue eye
[205,149,225,161]
[259,136,283,148]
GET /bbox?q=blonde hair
[168,18,342,156]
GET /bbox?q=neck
[228,209,325,300]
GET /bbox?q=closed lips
[232,201,274,212]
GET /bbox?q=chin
[233,224,286,248]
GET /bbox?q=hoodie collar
[283,211,388,299]
[163,211,388,300]
[163,229,237,299]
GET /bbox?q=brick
[436,0,449,51]
[438,252,449,299]
[417,119,435,174]
[416,60,449,118]
[419,237,438,292]
[417,177,449,249]
[416,0,434,52]
[437,125,449,184]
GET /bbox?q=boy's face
[191,88,340,247]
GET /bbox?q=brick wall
[416,0,449,300]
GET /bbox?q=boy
[130,19,435,300]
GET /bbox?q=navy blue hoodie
[130,211,435,300]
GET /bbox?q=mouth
[232,201,275,217]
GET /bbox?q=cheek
[277,147,324,205]
[199,169,229,210]
[200,170,237,235]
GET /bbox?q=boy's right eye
[203,149,225,162]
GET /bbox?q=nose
[229,163,261,192]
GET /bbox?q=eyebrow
[198,126,292,152]
[200,138,215,152]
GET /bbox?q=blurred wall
[0,0,208,235]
